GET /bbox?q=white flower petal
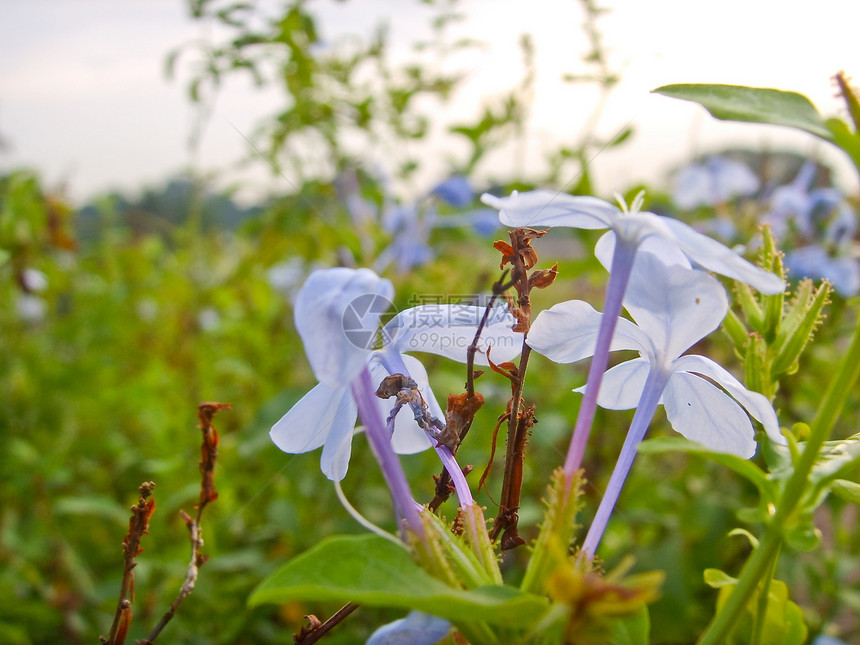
[385,304,521,365]
[527,300,649,364]
[296,268,394,387]
[595,231,691,272]
[319,387,361,481]
[673,355,785,444]
[270,383,353,454]
[481,190,615,229]
[366,611,452,645]
[622,253,729,360]
[661,217,785,294]
[662,371,757,458]
[573,358,651,410]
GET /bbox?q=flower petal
[573,358,651,409]
[673,354,785,445]
[660,217,785,294]
[594,231,691,272]
[385,304,521,365]
[319,387,360,481]
[432,175,473,207]
[270,383,353,454]
[662,371,757,458]
[622,253,729,360]
[368,354,436,454]
[481,189,616,229]
[527,300,649,363]
[366,611,452,645]
[296,268,394,387]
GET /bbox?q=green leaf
[249,534,550,628]
[830,478,860,504]
[653,84,831,139]
[808,433,860,486]
[826,117,860,173]
[709,573,808,645]
[771,280,831,379]
[608,604,650,645]
[638,437,776,502]
[704,568,737,589]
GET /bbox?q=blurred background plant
[1,1,859,644]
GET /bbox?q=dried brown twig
[294,603,360,645]
[487,228,557,550]
[141,402,231,644]
[101,402,230,645]
[101,481,156,645]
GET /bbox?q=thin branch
[101,481,156,645]
[294,603,360,645]
[142,402,231,644]
[487,228,557,549]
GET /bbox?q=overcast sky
[1,0,858,204]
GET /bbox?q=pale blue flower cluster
[483,188,785,555]
[338,171,500,272]
[761,162,859,297]
[673,155,760,210]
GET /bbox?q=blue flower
[528,253,784,555]
[673,156,760,209]
[784,245,860,297]
[762,161,857,244]
[431,175,473,208]
[482,188,784,479]
[270,268,521,480]
[366,610,451,645]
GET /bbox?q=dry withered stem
[294,603,360,645]
[142,402,231,644]
[101,481,156,645]
[488,228,557,549]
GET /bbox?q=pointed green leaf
[639,437,776,502]
[249,534,550,628]
[771,280,831,378]
[826,117,860,173]
[830,478,860,504]
[722,309,750,352]
[704,568,737,589]
[808,433,860,485]
[653,84,831,139]
[735,282,764,331]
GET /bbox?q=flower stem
[351,365,424,540]
[581,368,666,556]
[564,241,637,477]
[750,543,780,645]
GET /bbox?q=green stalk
[750,543,780,645]
[698,310,860,644]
